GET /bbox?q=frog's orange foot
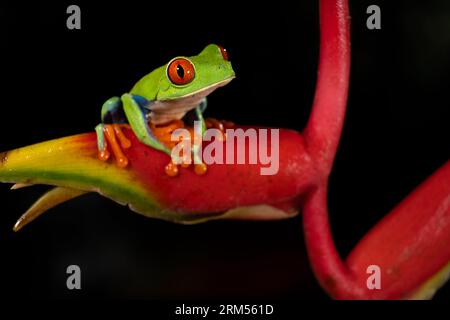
[194,163,207,175]
[205,118,235,129]
[150,120,185,150]
[164,161,208,177]
[98,124,131,168]
[205,118,235,141]
[164,161,179,177]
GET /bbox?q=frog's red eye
[167,58,195,85]
[217,45,229,61]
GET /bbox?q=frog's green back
[129,66,166,100]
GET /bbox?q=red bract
[125,127,314,215]
[346,161,450,299]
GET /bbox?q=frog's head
[157,44,235,100]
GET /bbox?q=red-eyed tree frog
[95,44,235,175]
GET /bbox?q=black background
[0,0,449,303]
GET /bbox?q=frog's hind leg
[101,96,127,124]
[96,97,131,167]
[97,123,131,167]
[96,123,110,160]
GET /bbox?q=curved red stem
[302,0,450,299]
[303,184,367,298]
[301,0,364,299]
[304,0,351,177]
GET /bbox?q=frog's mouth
[149,76,235,125]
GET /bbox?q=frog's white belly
[148,78,233,125]
[148,93,205,125]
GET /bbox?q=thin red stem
[304,0,351,176]
[303,184,368,299]
[302,0,369,299]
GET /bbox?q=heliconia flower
[0,126,315,230]
[0,0,448,300]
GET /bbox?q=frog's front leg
[195,98,234,139]
[191,101,208,175]
[96,97,132,167]
[121,94,171,155]
[189,100,235,175]
[122,94,187,175]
